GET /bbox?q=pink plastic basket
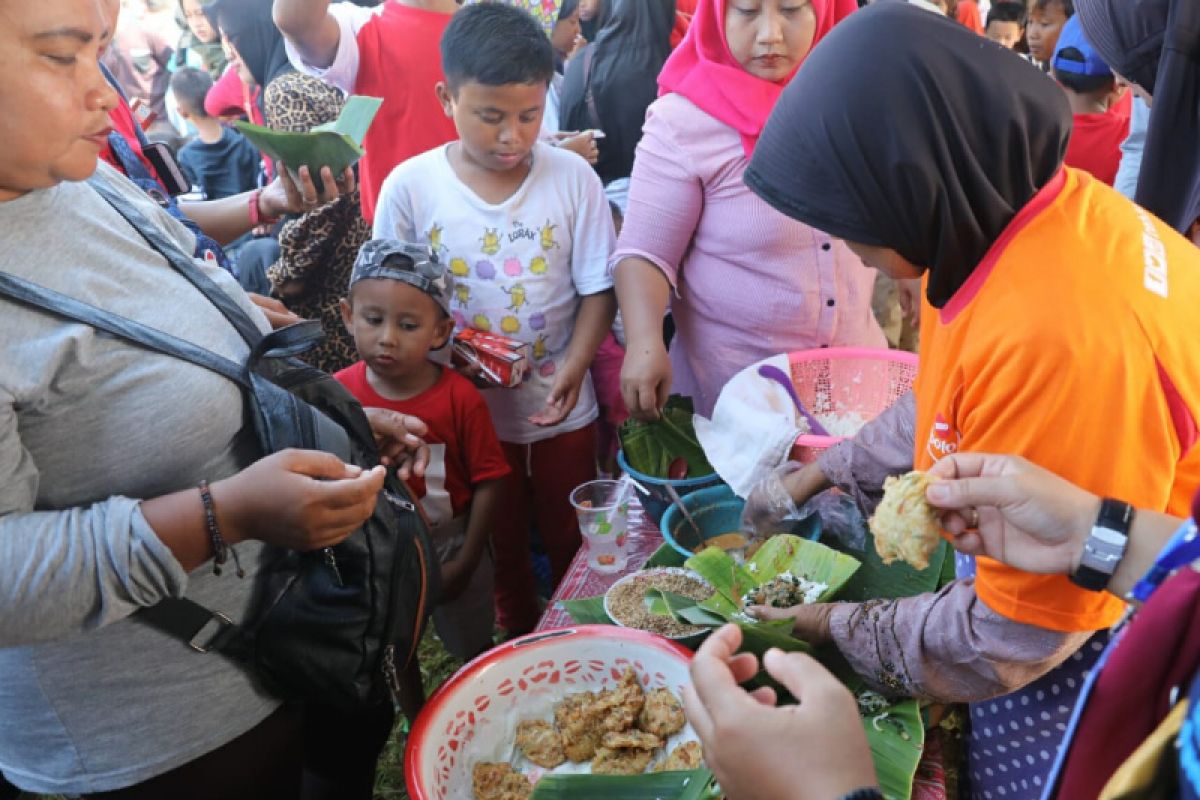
[787,347,919,464]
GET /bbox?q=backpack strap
[0,271,247,385]
[87,175,264,346]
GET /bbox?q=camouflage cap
[349,239,454,316]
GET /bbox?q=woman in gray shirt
[0,1,394,796]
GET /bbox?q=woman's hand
[620,339,672,421]
[925,453,1099,576]
[747,602,840,646]
[683,625,878,800]
[740,462,833,539]
[362,408,431,480]
[211,449,386,551]
[259,162,356,219]
[246,293,304,330]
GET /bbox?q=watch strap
[837,790,884,800]
[1070,499,1133,592]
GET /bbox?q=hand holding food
[683,625,879,800]
[924,453,1101,575]
[210,449,385,551]
[870,471,942,570]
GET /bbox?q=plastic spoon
[757,364,831,437]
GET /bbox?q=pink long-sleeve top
[612,92,886,416]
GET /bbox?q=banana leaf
[835,537,950,603]
[530,768,720,800]
[558,596,611,625]
[683,535,862,618]
[645,542,688,569]
[863,699,926,800]
[234,95,383,194]
[618,396,714,478]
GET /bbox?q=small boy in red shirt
[1051,16,1130,186]
[335,240,509,714]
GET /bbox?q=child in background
[335,240,509,712]
[1025,0,1072,67]
[170,68,262,200]
[374,4,617,637]
[273,0,460,223]
[1051,16,1130,186]
[984,1,1026,49]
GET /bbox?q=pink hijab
[658,0,857,156]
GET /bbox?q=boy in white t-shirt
[374,3,616,636]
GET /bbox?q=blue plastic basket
[617,450,724,526]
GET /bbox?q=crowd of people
[0,0,1197,798]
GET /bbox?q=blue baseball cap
[1052,15,1113,78]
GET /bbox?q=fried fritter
[515,720,565,769]
[870,471,941,570]
[638,688,686,737]
[656,740,703,772]
[592,668,646,732]
[591,745,655,775]
[601,729,661,750]
[554,691,604,762]
[472,762,531,800]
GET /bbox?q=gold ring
[969,508,980,529]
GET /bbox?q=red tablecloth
[534,503,951,800]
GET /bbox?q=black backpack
[0,175,438,709]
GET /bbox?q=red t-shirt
[334,363,510,525]
[354,3,459,223]
[955,0,984,34]
[1064,92,1132,186]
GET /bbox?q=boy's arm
[529,290,617,427]
[440,478,504,603]
[273,0,344,71]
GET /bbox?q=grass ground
[373,629,464,800]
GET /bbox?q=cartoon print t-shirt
[374,142,616,444]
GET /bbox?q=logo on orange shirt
[926,412,960,461]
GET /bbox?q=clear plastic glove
[739,461,805,541]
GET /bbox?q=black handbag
[0,176,438,709]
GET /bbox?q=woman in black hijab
[738,5,1200,800]
[1075,0,1200,235]
[559,0,676,186]
[746,1,1069,308]
[207,0,294,91]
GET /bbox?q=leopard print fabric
[262,73,369,374]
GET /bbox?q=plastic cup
[570,479,631,573]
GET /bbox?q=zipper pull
[381,644,402,714]
[384,489,416,513]
[322,548,344,587]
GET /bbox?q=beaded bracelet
[199,480,244,579]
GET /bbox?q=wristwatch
[1069,498,1134,591]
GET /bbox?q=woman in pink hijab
[614,0,886,420]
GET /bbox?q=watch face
[1093,527,1127,547]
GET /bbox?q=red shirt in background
[955,0,983,34]
[354,3,459,223]
[672,0,698,48]
[1064,92,1132,186]
[334,363,510,524]
[100,97,161,183]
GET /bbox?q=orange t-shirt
[914,167,1200,632]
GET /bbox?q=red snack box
[452,328,532,388]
